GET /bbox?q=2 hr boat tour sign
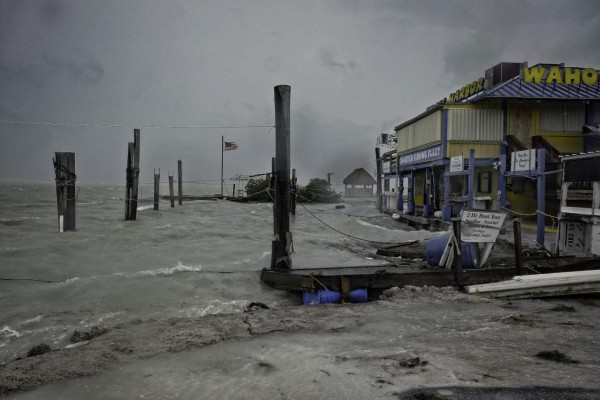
[398,144,442,166]
[461,210,506,243]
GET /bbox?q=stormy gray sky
[1,0,599,185]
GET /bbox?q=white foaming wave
[78,201,104,205]
[63,277,80,284]
[137,205,153,211]
[0,326,21,347]
[181,300,249,317]
[355,219,395,231]
[259,251,270,260]
[155,224,171,229]
[79,311,125,325]
[17,315,45,326]
[0,216,41,221]
[116,262,203,278]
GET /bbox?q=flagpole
[221,135,224,197]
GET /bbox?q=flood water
[0,181,437,364]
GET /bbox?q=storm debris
[26,343,51,358]
[70,325,109,343]
[535,350,579,364]
[398,357,422,368]
[550,304,576,312]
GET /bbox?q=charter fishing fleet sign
[398,145,442,166]
[461,210,506,243]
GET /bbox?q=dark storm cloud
[42,54,105,85]
[443,34,506,80]
[40,0,66,25]
[318,46,361,77]
[292,103,374,183]
[0,0,599,183]
[0,54,104,87]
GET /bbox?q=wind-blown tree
[297,178,341,203]
[245,175,271,201]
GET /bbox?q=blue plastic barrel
[302,288,368,305]
[319,290,341,304]
[349,288,368,303]
[302,290,320,305]
[425,234,479,268]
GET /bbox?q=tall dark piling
[375,147,383,212]
[53,152,76,232]
[271,85,292,270]
[291,168,297,216]
[154,169,160,211]
[169,173,175,208]
[177,159,182,205]
[452,218,464,291]
[513,219,524,275]
[125,129,141,220]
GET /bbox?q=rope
[0,119,274,130]
[297,202,412,245]
[500,206,559,228]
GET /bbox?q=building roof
[342,168,376,185]
[470,75,600,102]
[394,63,600,132]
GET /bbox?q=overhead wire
[0,119,274,130]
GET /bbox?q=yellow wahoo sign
[449,77,484,102]
[522,64,598,85]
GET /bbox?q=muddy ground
[2,287,599,399]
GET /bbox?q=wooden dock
[260,258,600,294]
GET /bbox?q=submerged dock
[261,258,600,296]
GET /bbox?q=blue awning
[469,76,600,102]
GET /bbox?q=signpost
[461,209,506,266]
[511,149,536,172]
[461,210,506,243]
[450,155,464,173]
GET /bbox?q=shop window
[478,171,492,193]
[512,177,524,193]
[449,175,465,200]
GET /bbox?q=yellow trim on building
[447,143,502,158]
[543,136,584,153]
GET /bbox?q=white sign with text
[450,155,464,173]
[461,210,506,243]
[511,149,537,172]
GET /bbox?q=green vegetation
[244,176,341,203]
[297,178,341,203]
[245,175,271,201]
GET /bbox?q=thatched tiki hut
[343,168,376,198]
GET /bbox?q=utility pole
[271,85,292,270]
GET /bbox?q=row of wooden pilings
[52,128,184,232]
[52,84,295,275]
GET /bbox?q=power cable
[0,119,274,130]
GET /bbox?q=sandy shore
[2,287,600,399]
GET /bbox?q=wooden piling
[125,144,133,219]
[375,147,383,212]
[452,218,464,291]
[154,168,160,211]
[169,173,175,208]
[271,85,292,270]
[53,152,76,232]
[291,168,297,216]
[125,129,140,220]
[177,159,182,205]
[232,184,236,199]
[513,219,524,275]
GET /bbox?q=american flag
[223,141,238,151]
